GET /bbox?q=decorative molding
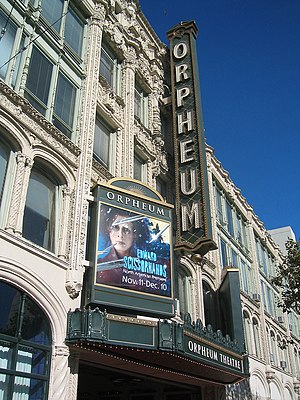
[0,81,80,164]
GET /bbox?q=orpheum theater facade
[0,0,248,399]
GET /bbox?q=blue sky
[139,0,300,240]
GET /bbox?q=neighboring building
[269,226,296,255]
[205,147,300,399]
[0,1,298,400]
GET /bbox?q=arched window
[0,280,51,399]
[243,311,252,354]
[270,331,278,366]
[252,318,261,358]
[23,162,60,252]
[177,266,192,317]
[203,282,217,329]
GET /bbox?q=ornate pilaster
[114,127,123,177]
[122,50,136,177]
[58,185,72,260]
[18,38,33,96]
[6,152,33,235]
[188,276,197,320]
[66,4,106,298]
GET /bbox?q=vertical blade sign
[167,21,216,255]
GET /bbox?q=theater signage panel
[167,21,216,255]
[85,179,174,317]
[184,335,243,373]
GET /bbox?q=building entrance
[77,362,202,400]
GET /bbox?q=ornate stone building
[0,0,298,399]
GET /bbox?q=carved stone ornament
[65,280,83,299]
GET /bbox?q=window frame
[134,153,147,183]
[134,80,149,128]
[177,266,192,317]
[99,43,122,95]
[22,161,62,254]
[93,115,116,174]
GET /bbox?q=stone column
[50,345,70,400]
[6,152,33,235]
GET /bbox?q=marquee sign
[167,21,216,255]
[85,179,174,317]
[184,335,243,373]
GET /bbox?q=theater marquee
[167,21,216,255]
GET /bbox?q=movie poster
[95,203,171,297]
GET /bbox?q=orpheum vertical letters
[167,22,216,255]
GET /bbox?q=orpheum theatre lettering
[167,21,216,255]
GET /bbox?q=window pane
[93,117,110,166]
[65,8,84,54]
[134,88,142,120]
[25,47,53,114]
[23,167,56,252]
[156,178,166,199]
[16,347,47,376]
[0,341,14,370]
[215,186,223,223]
[0,139,9,204]
[220,239,227,267]
[21,295,51,345]
[28,378,45,400]
[0,282,21,336]
[40,0,63,32]
[226,201,234,236]
[13,374,31,399]
[0,372,10,399]
[53,73,76,135]
[100,49,114,86]
[231,249,238,267]
[0,11,17,81]
[134,156,143,181]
